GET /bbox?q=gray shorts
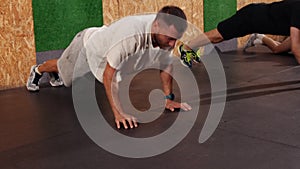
[57,29,87,87]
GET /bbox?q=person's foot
[178,44,198,68]
[49,72,63,87]
[193,49,202,63]
[243,33,257,51]
[26,65,42,91]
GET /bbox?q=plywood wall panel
[103,0,203,33]
[103,0,121,25]
[0,0,36,90]
[191,1,204,32]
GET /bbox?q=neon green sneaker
[178,45,194,68]
[193,48,202,63]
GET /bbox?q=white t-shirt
[83,14,173,83]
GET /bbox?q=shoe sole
[26,86,39,92]
[49,81,64,87]
[192,59,201,63]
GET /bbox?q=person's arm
[103,63,138,129]
[290,27,300,64]
[160,64,192,111]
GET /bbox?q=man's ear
[152,20,159,33]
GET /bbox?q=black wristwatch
[164,93,175,100]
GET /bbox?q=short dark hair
[155,6,188,33]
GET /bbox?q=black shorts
[217,3,271,40]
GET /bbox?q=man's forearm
[103,64,122,116]
[160,65,173,95]
[103,63,138,129]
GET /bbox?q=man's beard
[152,34,172,51]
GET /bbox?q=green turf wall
[203,0,237,32]
[32,0,103,52]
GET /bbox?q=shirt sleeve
[106,35,140,69]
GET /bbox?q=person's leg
[186,29,224,50]
[260,35,280,53]
[262,36,291,54]
[37,59,59,73]
[36,59,64,87]
[26,27,93,91]
[26,59,62,91]
[56,28,95,87]
[244,34,292,54]
[178,4,258,68]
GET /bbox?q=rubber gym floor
[1,46,300,169]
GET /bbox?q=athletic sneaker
[178,44,198,68]
[49,72,63,87]
[26,65,42,91]
[194,49,202,63]
[243,33,257,51]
